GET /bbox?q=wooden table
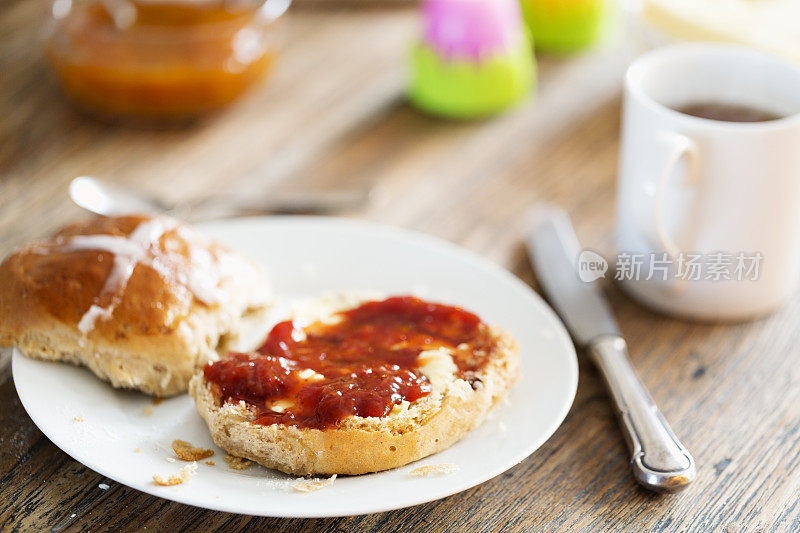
[2,2,800,531]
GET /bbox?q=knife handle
[588,335,696,492]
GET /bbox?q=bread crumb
[153,397,164,405]
[166,457,176,463]
[224,453,253,470]
[133,448,141,453]
[205,460,215,466]
[73,416,84,422]
[172,440,214,461]
[153,462,197,486]
[409,463,459,477]
[142,406,153,417]
[98,483,109,490]
[293,474,337,493]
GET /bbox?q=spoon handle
[176,189,372,220]
[70,176,372,221]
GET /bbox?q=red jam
[203,296,496,429]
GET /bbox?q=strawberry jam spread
[203,296,496,429]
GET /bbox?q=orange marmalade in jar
[45,0,289,122]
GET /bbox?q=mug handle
[651,131,700,258]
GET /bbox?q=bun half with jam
[189,294,519,475]
[0,215,271,396]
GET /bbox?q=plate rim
[12,215,578,517]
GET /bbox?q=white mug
[616,43,800,320]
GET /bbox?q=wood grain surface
[2,1,800,532]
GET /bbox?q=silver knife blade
[527,206,697,492]
[526,205,619,346]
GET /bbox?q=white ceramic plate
[13,217,577,517]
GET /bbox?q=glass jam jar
[45,0,290,122]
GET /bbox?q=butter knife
[526,206,696,493]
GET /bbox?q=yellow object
[519,0,607,52]
[643,0,800,64]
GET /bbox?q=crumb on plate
[172,439,214,461]
[408,463,459,477]
[224,453,253,470]
[73,416,84,422]
[142,406,153,417]
[153,462,197,486]
[293,474,337,493]
[205,460,215,466]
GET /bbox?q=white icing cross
[60,217,178,337]
[38,216,265,340]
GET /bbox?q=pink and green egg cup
[409,0,536,119]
